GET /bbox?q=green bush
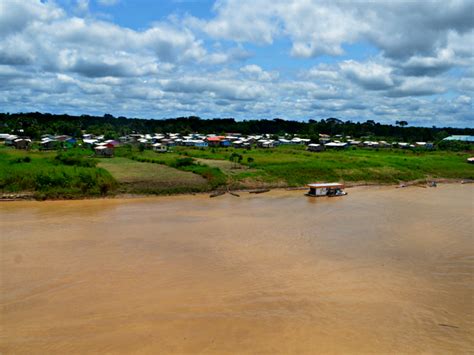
[55,150,97,167]
[172,157,194,167]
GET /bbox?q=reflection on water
[1,185,473,353]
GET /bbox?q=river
[1,185,473,354]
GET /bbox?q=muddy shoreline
[1,178,472,202]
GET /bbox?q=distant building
[40,138,58,150]
[415,142,434,149]
[307,143,324,152]
[443,135,474,143]
[324,142,348,149]
[94,143,114,157]
[13,138,32,150]
[206,136,224,147]
[152,143,168,153]
[4,135,18,146]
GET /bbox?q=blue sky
[1,0,473,127]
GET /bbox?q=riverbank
[1,145,473,200]
[1,184,473,353]
[1,178,472,202]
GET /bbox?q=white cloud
[97,0,120,6]
[340,60,395,90]
[387,77,445,97]
[240,64,279,81]
[0,0,473,127]
[191,0,473,61]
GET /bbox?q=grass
[0,147,116,199]
[98,157,209,194]
[115,148,228,189]
[168,145,474,186]
[1,144,472,199]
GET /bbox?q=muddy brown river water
[1,185,473,354]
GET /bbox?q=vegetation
[115,148,228,190]
[160,145,474,187]
[0,147,116,199]
[1,109,473,200]
[1,144,472,200]
[97,157,209,195]
[1,112,473,143]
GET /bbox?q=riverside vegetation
[1,144,473,199]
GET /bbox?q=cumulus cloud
[160,77,267,101]
[190,0,474,60]
[340,60,395,90]
[240,64,279,81]
[0,0,473,127]
[386,77,446,97]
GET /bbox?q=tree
[396,120,408,127]
[246,156,254,168]
[229,152,243,168]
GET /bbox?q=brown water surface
[1,185,473,354]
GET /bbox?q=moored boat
[306,183,347,197]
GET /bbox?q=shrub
[173,157,194,167]
[55,151,97,167]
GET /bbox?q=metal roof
[443,135,474,142]
[307,183,345,188]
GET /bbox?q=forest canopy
[1,112,472,143]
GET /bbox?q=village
[0,130,453,157]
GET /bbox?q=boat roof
[307,183,345,188]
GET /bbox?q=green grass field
[0,147,116,199]
[98,157,209,194]
[166,145,474,186]
[1,145,473,199]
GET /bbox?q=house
[324,142,348,149]
[83,138,99,147]
[104,140,120,147]
[55,135,71,142]
[443,135,474,143]
[13,138,32,150]
[206,136,224,147]
[397,142,411,149]
[94,144,114,157]
[152,143,168,153]
[4,135,18,146]
[378,141,392,148]
[259,140,275,148]
[161,138,176,147]
[192,140,208,147]
[414,142,427,148]
[347,140,362,147]
[40,138,59,150]
[232,140,244,148]
[307,143,324,152]
[220,139,231,147]
[363,141,379,148]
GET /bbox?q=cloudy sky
[1,0,473,127]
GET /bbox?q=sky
[0,0,473,127]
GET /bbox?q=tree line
[1,112,472,143]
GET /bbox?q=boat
[249,189,270,194]
[306,183,347,197]
[209,191,225,198]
